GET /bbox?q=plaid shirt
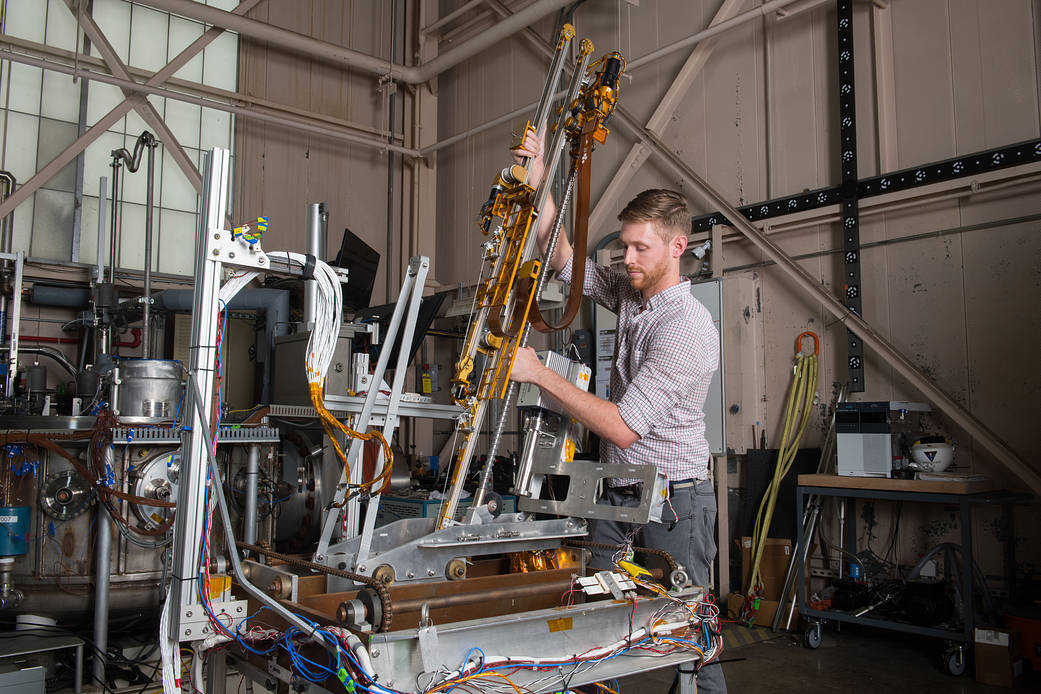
[559,256,719,483]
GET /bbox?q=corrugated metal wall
[234,0,1039,577]
[235,0,400,305]
[430,0,1041,577]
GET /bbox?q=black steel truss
[690,136,1041,234]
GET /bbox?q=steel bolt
[358,565,366,572]
[427,569,435,576]
[236,606,243,613]
[212,249,220,256]
[407,571,415,578]
[184,629,191,636]
[228,252,236,259]
[213,233,220,240]
[371,649,380,658]
[259,257,266,264]
[186,611,193,618]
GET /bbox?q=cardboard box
[726,592,799,629]
[975,627,1025,688]
[739,536,793,601]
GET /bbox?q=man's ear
[672,233,688,258]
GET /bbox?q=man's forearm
[537,192,573,273]
[528,362,638,449]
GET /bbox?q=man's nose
[623,247,636,266]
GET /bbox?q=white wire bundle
[159,591,179,694]
[275,251,393,494]
[275,252,343,384]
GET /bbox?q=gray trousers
[588,480,727,694]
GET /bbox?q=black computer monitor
[330,227,379,311]
[355,292,447,369]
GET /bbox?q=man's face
[620,220,676,294]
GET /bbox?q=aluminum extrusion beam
[136,0,571,84]
[611,105,1041,499]
[169,148,230,625]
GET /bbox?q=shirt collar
[641,277,691,312]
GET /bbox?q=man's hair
[618,189,690,242]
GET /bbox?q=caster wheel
[942,647,966,676]
[802,623,822,649]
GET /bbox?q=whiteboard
[594,278,726,456]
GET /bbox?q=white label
[975,628,1009,647]
[0,515,18,523]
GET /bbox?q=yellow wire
[748,353,817,591]
[428,671,525,694]
[594,682,621,694]
[308,382,394,496]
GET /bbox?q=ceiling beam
[0,0,257,221]
[64,0,202,193]
[134,0,572,85]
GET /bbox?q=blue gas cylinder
[0,506,30,556]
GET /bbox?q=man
[509,133,725,694]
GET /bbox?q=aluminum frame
[323,516,588,591]
[368,586,706,693]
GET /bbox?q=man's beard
[626,256,669,292]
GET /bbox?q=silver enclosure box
[837,432,893,477]
[0,665,45,694]
[516,350,591,414]
[271,327,358,405]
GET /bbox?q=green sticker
[336,668,355,692]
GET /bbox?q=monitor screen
[330,227,379,311]
[355,292,447,369]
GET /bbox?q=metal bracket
[178,599,248,641]
[518,459,668,523]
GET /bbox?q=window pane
[41,71,82,123]
[37,118,79,193]
[31,189,74,260]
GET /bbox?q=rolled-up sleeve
[616,313,718,437]
[557,256,624,313]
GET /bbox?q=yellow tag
[618,560,653,580]
[207,575,232,599]
[547,617,573,633]
[421,373,432,394]
[564,438,576,463]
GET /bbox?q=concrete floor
[617,625,1040,693]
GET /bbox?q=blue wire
[172,387,185,430]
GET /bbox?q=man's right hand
[510,127,573,272]
[511,128,546,189]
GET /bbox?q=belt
[669,478,696,493]
[609,478,704,497]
